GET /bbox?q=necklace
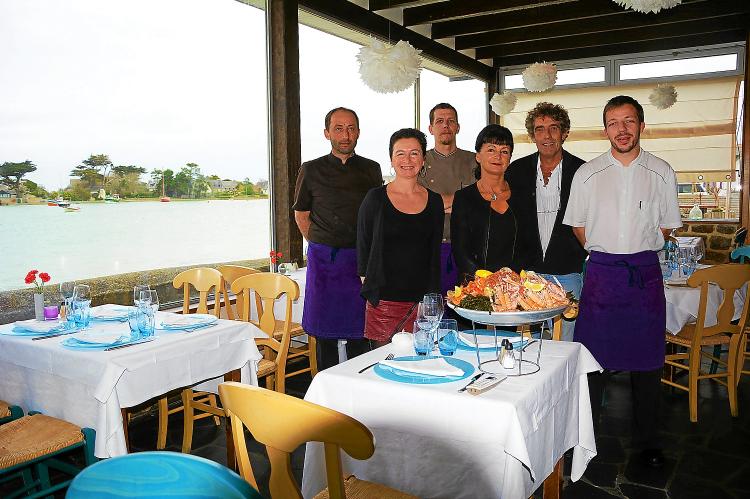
[478,179,508,202]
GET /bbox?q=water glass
[138,306,155,338]
[413,322,433,356]
[60,282,76,322]
[127,308,141,339]
[72,299,91,329]
[436,319,458,356]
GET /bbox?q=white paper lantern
[489,91,517,116]
[649,84,678,110]
[613,0,681,14]
[357,39,422,94]
[522,62,557,92]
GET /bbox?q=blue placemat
[61,336,134,350]
[158,314,218,331]
[373,355,474,384]
[456,329,529,352]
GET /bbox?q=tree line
[1,154,267,202]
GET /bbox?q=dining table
[0,305,266,459]
[301,339,601,499]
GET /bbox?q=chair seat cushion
[257,358,277,377]
[667,323,732,346]
[0,414,83,469]
[313,475,418,499]
[0,400,9,419]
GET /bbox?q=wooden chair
[0,413,96,498]
[217,265,259,320]
[218,382,417,499]
[232,272,316,394]
[661,263,750,422]
[727,246,750,380]
[157,267,224,453]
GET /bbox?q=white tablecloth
[665,282,746,334]
[0,308,265,458]
[301,341,601,499]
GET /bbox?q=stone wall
[0,257,270,325]
[675,221,740,264]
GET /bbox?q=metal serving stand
[448,304,567,377]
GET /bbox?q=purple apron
[302,242,366,340]
[440,242,458,296]
[575,250,665,371]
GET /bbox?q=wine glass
[140,290,159,314]
[73,284,90,301]
[424,293,444,322]
[60,282,76,321]
[134,284,150,307]
[72,284,91,329]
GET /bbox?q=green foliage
[67,182,92,201]
[22,179,49,199]
[0,160,37,201]
[71,154,113,189]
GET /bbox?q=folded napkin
[160,314,217,328]
[458,332,524,347]
[12,319,66,334]
[380,358,463,377]
[71,330,128,345]
[90,305,131,320]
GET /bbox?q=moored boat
[57,200,71,208]
[64,205,81,212]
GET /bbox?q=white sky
[0,0,487,191]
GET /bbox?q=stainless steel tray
[447,303,567,326]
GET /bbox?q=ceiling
[299,0,749,81]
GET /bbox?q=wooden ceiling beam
[431,0,706,39]
[369,0,445,11]
[297,0,493,81]
[476,16,749,59]
[492,30,747,67]
[455,0,749,50]
[402,0,560,26]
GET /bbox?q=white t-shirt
[536,157,562,257]
[563,149,682,254]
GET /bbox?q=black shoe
[639,448,665,468]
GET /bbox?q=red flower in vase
[269,250,283,264]
[25,269,51,293]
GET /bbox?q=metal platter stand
[448,303,567,376]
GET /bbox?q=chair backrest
[218,382,375,499]
[687,263,750,344]
[730,245,750,264]
[172,268,222,317]
[217,265,260,320]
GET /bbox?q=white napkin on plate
[71,330,126,345]
[458,332,524,347]
[380,358,463,377]
[161,314,217,327]
[90,304,130,318]
[13,319,63,333]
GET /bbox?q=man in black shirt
[293,107,383,369]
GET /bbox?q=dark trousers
[316,338,372,371]
[589,368,662,450]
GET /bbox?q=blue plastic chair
[731,245,750,263]
[0,400,23,425]
[65,451,261,498]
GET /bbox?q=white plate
[448,303,568,326]
[71,330,127,345]
[160,314,218,329]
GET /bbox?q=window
[503,65,607,90]
[619,54,738,81]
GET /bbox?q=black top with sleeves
[450,182,535,284]
[357,186,444,306]
[505,150,587,275]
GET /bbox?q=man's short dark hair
[525,102,571,137]
[324,107,360,130]
[429,103,458,125]
[389,128,427,157]
[603,95,644,126]
[474,124,514,179]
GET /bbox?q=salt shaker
[499,339,516,369]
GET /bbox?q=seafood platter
[447,268,570,326]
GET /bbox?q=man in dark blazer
[506,102,587,341]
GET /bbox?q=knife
[457,372,484,392]
[104,338,156,351]
[32,330,79,341]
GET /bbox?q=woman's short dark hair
[474,125,514,179]
[389,128,427,157]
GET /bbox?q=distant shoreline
[2,195,269,206]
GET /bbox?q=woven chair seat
[257,358,277,378]
[0,414,83,469]
[667,323,731,347]
[313,475,418,499]
[0,400,9,419]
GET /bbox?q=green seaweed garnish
[458,294,492,311]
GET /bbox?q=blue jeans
[541,272,583,342]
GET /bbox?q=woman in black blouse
[451,124,533,285]
[357,128,444,346]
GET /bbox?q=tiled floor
[4,363,750,498]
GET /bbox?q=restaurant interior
[2,0,750,498]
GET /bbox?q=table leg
[224,368,241,470]
[121,408,131,453]
[543,457,562,499]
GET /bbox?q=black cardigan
[505,150,588,275]
[450,183,536,284]
[357,186,444,306]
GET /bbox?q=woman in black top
[358,128,444,346]
[451,124,534,285]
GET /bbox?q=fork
[358,353,395,374]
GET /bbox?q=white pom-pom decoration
[522,62,557,92]
[613,0,681,14]
[357,39,422,94]
[489,91,517,116]
[649,84,678,110]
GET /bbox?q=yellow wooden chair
[218,382,417,499]
[661,263,750,422]
[156,267,224,453]
[232,272,312,394]
[217,265,259,320]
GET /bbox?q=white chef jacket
[563,149,682,254]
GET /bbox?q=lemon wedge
[475,269,492,279]
[523,281,545,292]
